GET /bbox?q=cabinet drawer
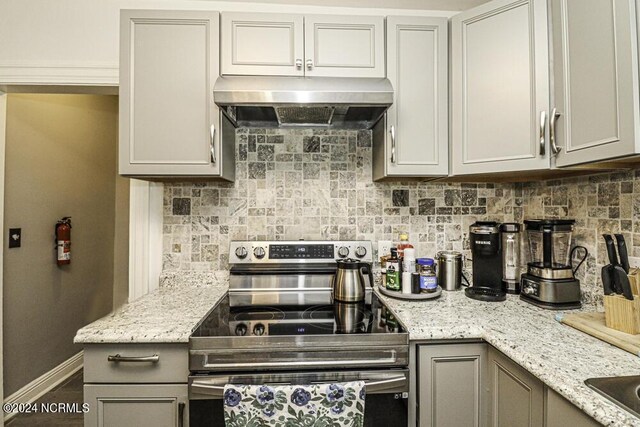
[84,344,188,384]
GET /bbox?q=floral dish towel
[223,381,365,427]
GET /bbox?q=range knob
[234,246,248,259]
[253,323,265,336]
[354,246,367,258]
[235,324,247,336]
[337,246,350,258]
[253,247,266,259]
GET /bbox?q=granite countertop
[377,290,640,427]
[73,272,228,344]
[75,274,640,426]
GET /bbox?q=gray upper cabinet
[221,13,384,78]
[551,0,639,167]
[451,0,551,175]
[304,15,384,78]
[119,10,234,179]
[373,16,448,180]
[220,13,304,76]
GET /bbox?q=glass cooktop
[191,294,405,337]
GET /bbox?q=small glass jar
[417,258,438,293]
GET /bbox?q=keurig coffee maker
[466,221,506,302]
[520,219,588,309]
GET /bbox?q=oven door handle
[190,381,226,397]
[190,375,407,398]
[312,375,407,392]
[203,358,398,370]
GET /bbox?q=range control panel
[229,240,373,264]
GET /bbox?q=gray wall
[3,94,119,396]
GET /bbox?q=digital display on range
[269,323,330,335]
[269,244,335,259]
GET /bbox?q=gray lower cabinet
[417,343,488,427]
[487,346,544,427]
[83,343,189,427]
[545,388,601,427]
[84,384,187,427]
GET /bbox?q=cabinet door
[221,12,304,76]
[488,347,544,427]
[418,343,488,427]
[375,16,448,179]
[451,0,551,175]
[84,384,187,427]
[545,388,600,427]
[304,15,385,78]
[552,0,639,167]
[119,10,228,177]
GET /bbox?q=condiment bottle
[401,248,416,294]
[385,248,401,291]
[417,258,438,293]
[396,233,413,259]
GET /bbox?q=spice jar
[417,258,438,293]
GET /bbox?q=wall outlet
[377,240,393,257]
[9,228,21,248]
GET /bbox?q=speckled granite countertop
[73,272,228,344]
[75,274,639,426]
[377,290,640,427]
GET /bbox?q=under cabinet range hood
[213,76,393,129]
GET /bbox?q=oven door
[189,369,409,427]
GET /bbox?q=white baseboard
[3,351,83,422]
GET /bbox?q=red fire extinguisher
[55,217,72,265]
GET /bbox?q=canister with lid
[436,251,463,291]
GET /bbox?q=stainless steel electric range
[188,240,410,427]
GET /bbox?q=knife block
[628,267,640,295]
[604,294,640,335]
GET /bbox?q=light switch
[9,228,21,248]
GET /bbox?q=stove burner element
[232,307,285,322]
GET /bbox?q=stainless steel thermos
[500,223,522,294]
[436,251,463,291]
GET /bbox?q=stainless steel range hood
[213,76,393,129]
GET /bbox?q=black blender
[520,219,588,309]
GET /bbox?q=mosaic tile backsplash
[163,127,640,302]
[515,170,640,298]
[163,128,516,271]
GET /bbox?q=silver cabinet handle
[550,108,562,156]
[306,59,313,70]
[178,402,185,427]
[210,124,216,164]
[390,125,396,163]
[295,59,302,69]
[107,354,159,363]
[539,110,546,156]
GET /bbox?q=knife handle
[603,234,619,266]
[601,265,614,295]
[615,234,630,274]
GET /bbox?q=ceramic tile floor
[6,370,83,426]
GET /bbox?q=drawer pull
[107,354,159,363]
